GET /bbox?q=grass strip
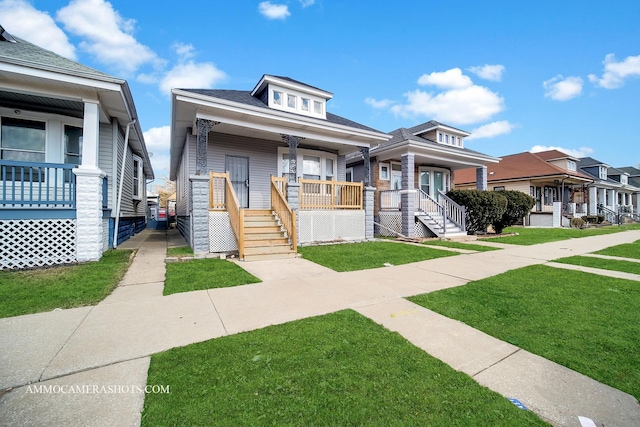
[594,240,640,260]
[0,250,132,318]
[489,224,640,245]
[166,246,194,257]
[409,265,640,400]
[298,241,457,272]
[142,310,545,426]
[164,259,261,295]
[423,240,501,252]
[555,255,640,275]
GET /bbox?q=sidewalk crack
[207,291,228,335]
[471,348,521,378]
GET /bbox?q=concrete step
[243,252,298,261]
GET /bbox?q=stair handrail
[597,203,619,224]
[212,171,244,259]
[271,176,297,253]
[416,189,447,237]
[438,190,466,232]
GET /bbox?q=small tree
[446,190,508,234]
[491,190,535,234]
[155,179,176,208]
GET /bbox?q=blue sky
[2,0,639,186]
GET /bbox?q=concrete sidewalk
[1,229,640,426]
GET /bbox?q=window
[0,117,46,162]
[273,91,282,106]
[391,163,402,190]
[599,166,607,180]
[621,175,628,185]
[313,101,322,114]
[530,186,535,197]
[567,160,576,171]
[132,155,143,199]
[438,132,443,142]
[302,155,321,179]
[64,125,82,165]
[325,158,334,180]
[345,167,354,182]
[543,186,557,205]
[379,163,390,180]
[287,94,297,109]
[493,186,505,191]
[301,98,310,111]
[420,170,430,195]
[457,137,461,146]
[445,134,449,144]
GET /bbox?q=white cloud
[258,1,290,20]
[530,145,594,158]
[468,64,505,82]
[172,42,195,60]
[390,83,505,125]
[588,53,640,89]
[160,61,226,94]
[56,0,161,75]
[466,121,515,140]
[365,97,395,109]
[417,68,473,89]
[543,75,583,101]
[0,0,76,59]
[143,125,170,178]
[300,0,315,7]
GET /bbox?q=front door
[434,171,445,195]
[535,187,542,211]
[226,155,249,208]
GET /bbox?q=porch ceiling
[373,142,500,170]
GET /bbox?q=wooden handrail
[270,176,297,253]
[209,171,244,258]
[298,178,363,210]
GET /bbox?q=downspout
[113,120,136,249]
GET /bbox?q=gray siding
[206,133,280,210]
[337,155,346,181]
[97,122,114,209]
[176,135,192,217]
[352,162,365,183]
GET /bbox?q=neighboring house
[617,166,640,218]
[170,74,390,260]
[575,157,640,222]
[0,27,153,269]
[347,121,500,238]
[455,150,593,227]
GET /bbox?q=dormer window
[273,91,282,106]
[621,175,628,185]
[438,132,443,142]
[301,98,309,111]
[599,166,607,180]
[287,94,297,109]
[313,101,323,115]
[567,160,576,171]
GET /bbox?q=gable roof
[534,149,579,161]
[406,120,470,137]
[454,151,592,185]
[577,156,610,168]
[618,166,640,177]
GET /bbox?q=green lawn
[298,241,457,272]
[409,265,640,400]
[164,259,261,295]
[142,310,545,426]
[555,255,640,275]
[594,239,640,260]
[488,224,640,245]
[166,246,194,257]
[0,250,132,318]
[423,240,502,252]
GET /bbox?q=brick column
[74,167,106,262]
[364,186,375,239]
[476,166,488,190]
[190,175,210,254]
[286,182,300,210]
[401,154,415,237]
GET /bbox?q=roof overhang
[170,89,389,179]
[414,123,470,137]
[251,75,333,100]
[371,140,500,170]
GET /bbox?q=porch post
[476,166,488,190]
[364,186,375,239]
[74,167,106,261]
[359,147,371,187]
[196,119,219,175]
[189,175,210,254]
[281,134,304,183]
[81,99,100,169]
[400,153,415,237]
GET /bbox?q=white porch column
[588,186,597,215]
[607,189,616,210]
[74,167,106,262]
[598,188,605,206]
[81,99,100,169]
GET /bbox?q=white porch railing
[437,190,466,230]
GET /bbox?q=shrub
[570,217,585,228]
[597,215,605,224]
[491,190,536,234]
[446,190,507,234]
[582,215,598,224]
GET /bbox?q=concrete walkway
[1,229,640,426]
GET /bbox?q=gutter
[112,120,136,249]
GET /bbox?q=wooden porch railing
[299,179,363,210]
[270,176,296,253]
[272,176,286,198]
[209,171,244,258]
[1,160,75,208]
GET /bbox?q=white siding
[337,155,346,181]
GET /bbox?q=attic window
[0,26,17,43]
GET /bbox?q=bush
[570,217,585,229]
[582,215,600,224]
[446,190,507,234]
[597,215,605,224]
[491,190,536,234]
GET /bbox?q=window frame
[379,163,390,181]
[132,154,144,200]
[277,147,337,181]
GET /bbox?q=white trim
[345,167,354,182]
[251,75,333,100]
[132,154,143,200]
[379,162,390,181]
[277,146,337,180]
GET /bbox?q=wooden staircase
[242,210,297,261]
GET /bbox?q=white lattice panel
[414,221,429,237]
[209,212,238,252]
[377,211,401,237]
[0,219,77,270]
[298,210,364,244]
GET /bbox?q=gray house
[170,75,390,260]
[0,27,153,269]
